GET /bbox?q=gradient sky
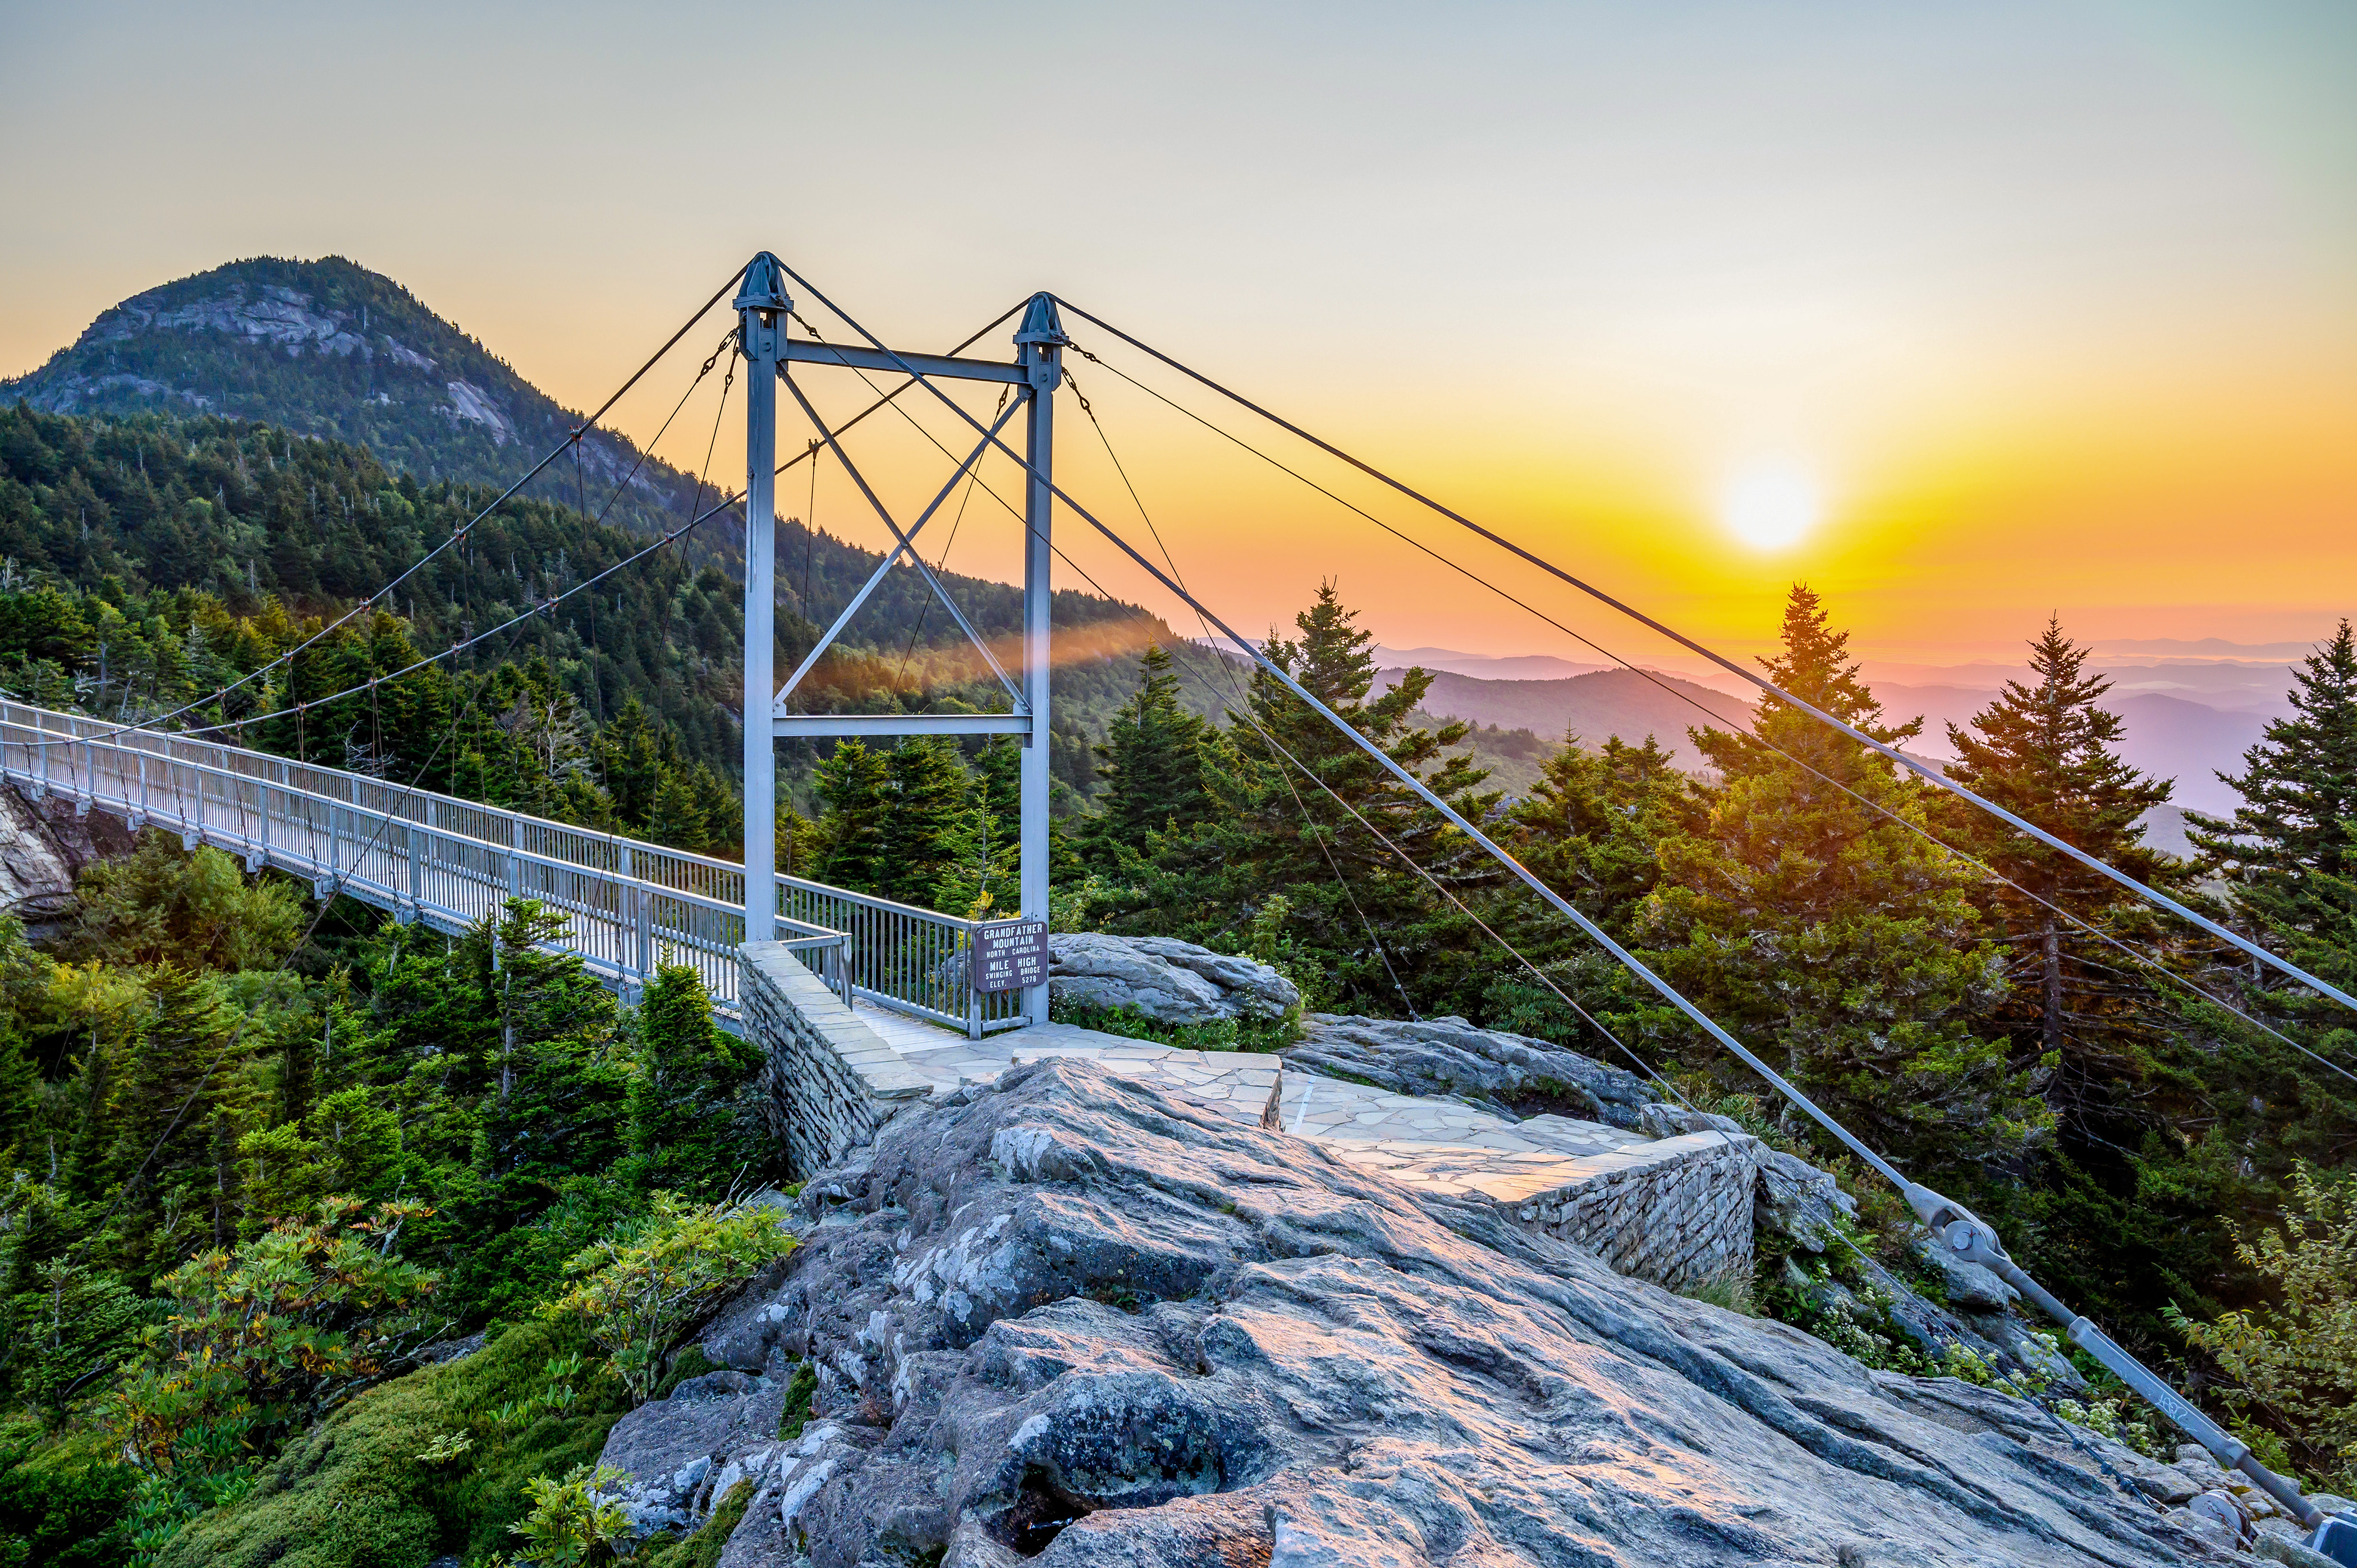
[4,1,2353,668]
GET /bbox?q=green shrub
[540,1196,796,1406]
[153,1320,627,1568]
[111,1196,446,1555]
[498,1462,636,1566]
[0,1425,136,1568]
[1046,997,1299,1056]
[2169,1163,2357,1489]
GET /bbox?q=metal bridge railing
[0,702,1027,1036]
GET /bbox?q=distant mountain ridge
[1374,666,1753,773]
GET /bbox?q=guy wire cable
[1047,297,2357,1021]
[1065,366,1424,1021]
[783,302,1601,1057]
[1065,371,1686,1096]
[775,263,2348,1525]
[1053,334,2357,1086]
[788,273,1690,1100]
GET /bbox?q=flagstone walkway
[855,1003,1659,1202]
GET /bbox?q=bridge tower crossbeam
[736,253,1062,1026]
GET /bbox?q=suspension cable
[774,258,1915,1185]
[768,259,2340,1529]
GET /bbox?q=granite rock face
[1288,1012,1653,1128]
[603,1058,2223,1567]
[1047,934,1300,1024]
[0,779,134,920]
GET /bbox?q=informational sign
[973,918,1049,993]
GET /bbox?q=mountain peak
[2,254,665,527]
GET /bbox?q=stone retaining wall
[1491,1131,1761,1292]
[740,942,934,1179]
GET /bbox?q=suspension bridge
[11,250,2353,1551]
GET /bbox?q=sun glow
[1718,462,1823,549]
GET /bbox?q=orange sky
[4,1,2353,667]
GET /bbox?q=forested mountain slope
[0,405,1171,842]
[0,255,1161,708]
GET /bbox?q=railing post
[636,886,654,984]
[966,918,983,1040]
[407,823,423,920]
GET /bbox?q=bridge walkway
[0,700,1023,1034]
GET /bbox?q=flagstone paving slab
[851,1001,1653,1191]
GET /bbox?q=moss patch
[154,1320,627,1568]
[641,1479,752,1568]
[777,1361,819,1443]
[652,1344,715,1403]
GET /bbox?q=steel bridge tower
[735,253,1061,1022]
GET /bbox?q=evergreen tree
[1134,584,1496,1011]
[627,962,762,1195]
[100,968,251,1283]
[877,740,971,909]
[1080,644,1213,869]
[1504,732,1703,938]
[932,801,1019,919]
[2188,620,2357,1008]
[1939,617,2176,1098]
[1639,585,2039,1170]
[812,741,891,895]
[646,765,713,856]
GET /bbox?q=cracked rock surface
[602,1058,2223,1566]
[1045,933,1300,1024]
[1288,1012,1653,1128]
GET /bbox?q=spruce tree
[1941,617,2175,1067]
[879,739,973,909]
[628,962,762,1195]
[1504,732,1702,938]
[2188,620,2357,1005]
[1136,584,1496,1011]
[1640,585,2038,1170]
[103,968,249,1283]
[647,764,713,855]
[1080,644,1213,869]
[813,740,892,895]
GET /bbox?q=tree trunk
[2041,915,2064,1060]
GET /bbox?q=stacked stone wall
[1502,1131,1760,1292]
[740,942,934,1179]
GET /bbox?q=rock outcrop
[1047,934,1299,1024]
[0,778,132,922]
[603,1058,2222,1566]
[1287,1012,1652,1128]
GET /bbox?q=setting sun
[1718,461,1823,550]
